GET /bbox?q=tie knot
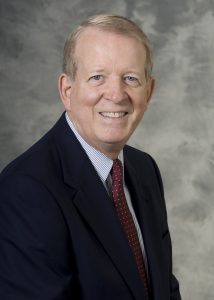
[111,159,123,183]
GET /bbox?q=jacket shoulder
[124,144,156,166]
[124,144,165,197]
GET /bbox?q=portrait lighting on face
[0,14,182,300]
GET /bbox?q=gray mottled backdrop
[0,0,214,299]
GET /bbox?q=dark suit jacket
[0,113,181,300]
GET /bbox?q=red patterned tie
[111,159,150,299]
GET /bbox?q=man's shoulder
[124,144,161,179]
[124,144,154,163]
[124,144,165,196]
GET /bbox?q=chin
[101,136,128,146]
[95,129,131,147]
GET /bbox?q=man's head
[63,14,153,81]
[59,14,155,159]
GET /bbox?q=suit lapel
[52,114,147,300]
[124,150,167,300]
[71,165,146,299]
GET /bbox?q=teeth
[100,112,126,118]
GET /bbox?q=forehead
[74,27,147,71]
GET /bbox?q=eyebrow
[89,69,142,74]
[90,69,105,73]
[88,68,144,77]
[124,70,142,75]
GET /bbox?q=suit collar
[65,112,113,183]
[51,112,90,188]
[71,164,147,300]
[51,114,148,299]
[124,147,168,299]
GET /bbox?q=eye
[124,75,140,86]
[88,74,104,86]
[125,76,137,81]
[90,75,102,81]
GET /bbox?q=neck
[95,142,125,160]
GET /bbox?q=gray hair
[63,14,153,81]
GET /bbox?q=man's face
[61,28,154,158]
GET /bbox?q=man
[0,14,181,300]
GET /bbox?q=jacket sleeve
[150,157,182,300]
[0,174,79,300]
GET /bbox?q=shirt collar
[65,113,124,183]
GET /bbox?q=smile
[99,112,128,118]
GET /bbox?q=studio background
[0,0,214,299]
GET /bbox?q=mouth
[99,112,128,118]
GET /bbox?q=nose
[103,78,127,102]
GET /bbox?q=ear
[58,73,73,111]
[146,77,155,104]
[145,77,155,109]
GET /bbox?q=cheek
[133,95,148,113]
[77,85,102,106]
